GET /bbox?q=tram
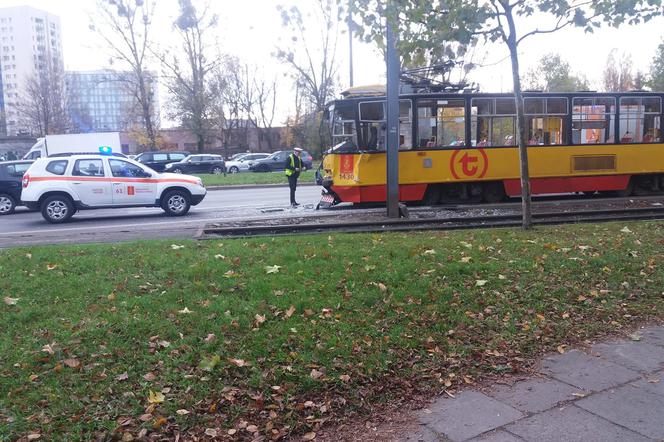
[317,85,664,206]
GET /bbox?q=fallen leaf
[143,372,157,382]
[170,244,185,250]
[204,333,216,342]
[475,280,488,287]
[116,372,129,381]
[147,390,165,404]
[198,355,221,372]
[214,254,225,259]
[557,345,566,354]
[41,344,54,355]
[303,431,316,440]
[460,256,472,263]
[228,429,237,435]
[310,369,324,379]
[377,282,387,292]
[26,434,41,441]
[247,424,258,433]
[63,358,80,368]
[422,249,436,255]
[572,392,587,398]
[25,253,32,259]
[46,264,58,270]
[630,333,641,341]
[285,306,296,318]
[157,340,170,348]
[498,274,506,280]
[153,417,167,429]
[229,358,250,367]
[176,409,190,415]
[264,265,282,274]
[3,297,19,305]
[107,292,116,301]
[178,307,192,314]
[205,428,218,437]
[339,374,351,382]
[620,226,632,233]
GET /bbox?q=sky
[3,0,664,126]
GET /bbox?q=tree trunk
[504,7,532,230]
[197,133,205,153]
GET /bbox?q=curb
[206,182,318,191]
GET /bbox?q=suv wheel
[172,167,183,174]
[41,195,74,223]
[0,193,16,215]
[229,166,239,174]
[161,190,191,216]
[211,166,224,175]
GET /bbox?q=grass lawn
[198,170,316,187]
[2,222,664,440]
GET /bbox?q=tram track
[200,205,664,238]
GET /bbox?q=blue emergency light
[99,146,113,155]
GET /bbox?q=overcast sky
[4,0,664,125]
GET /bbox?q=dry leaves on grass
[265,265,282,274]
[3,296,19,305]
[147,390,165,404]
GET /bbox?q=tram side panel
[322,143,664,204]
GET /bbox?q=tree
[93,0,159,150]
[350,0,661,229]
[276,0,341,154]
[648,38,664,91]
[603,49,634,92]
[17,63,71,136]
[524,53,589,92]
[160,0,218,153]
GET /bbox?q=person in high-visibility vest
[284,148,304,207]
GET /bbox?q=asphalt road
[0,185,325,248]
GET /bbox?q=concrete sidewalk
[405,325,664,442]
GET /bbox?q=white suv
[21,153,207,223]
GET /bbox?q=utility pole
[385,1,399,218]
[348,1,354,87]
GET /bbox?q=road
[0,185,325,248]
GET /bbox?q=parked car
[164,154,226,175]
[249,150,314,172]
[0,160,33,214]
[226,153,271,173]
[135,151,190,172]
[21,153,206,223]
[228,152,250,161]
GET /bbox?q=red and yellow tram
[318,86,664,206]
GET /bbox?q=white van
[23,132,123,160]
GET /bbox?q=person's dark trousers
[288,175,298,205]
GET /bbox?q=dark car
[135,151,190,172]
[249,150,313,172]
[164,154,226,175]
[0,160,33,214]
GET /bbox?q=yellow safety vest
[285,154,297,176]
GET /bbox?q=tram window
[619,96,661,143]
[471,98,516,147]
[495,98,516,115]
[525,97,568,145]
[572,97,615,144]
[417,99,465,148]
[331,103,357,148]
[358,100,412,150]
[359,101,385,121]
